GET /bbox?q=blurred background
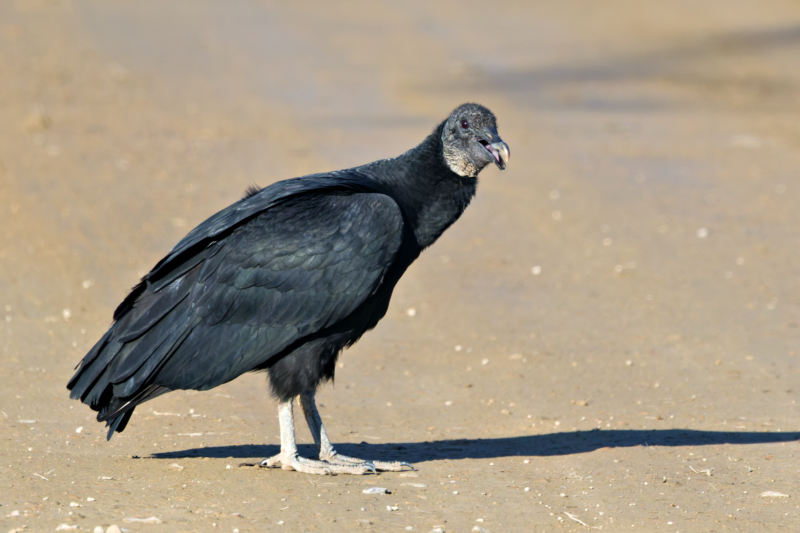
[1,1,798,531]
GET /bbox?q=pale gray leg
[299,391,414,472]
[260,397,372,475]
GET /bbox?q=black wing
[144,172,389,294]
[68,179,404,437]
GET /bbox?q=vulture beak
[477,126,510,171]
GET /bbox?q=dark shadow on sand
[151,429,799,463]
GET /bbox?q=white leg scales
[260,398,373,475]
[299,392,414,473]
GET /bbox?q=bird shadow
[151,429,799,463]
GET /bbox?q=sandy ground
[1,1,799,531]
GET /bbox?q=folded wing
[68,180,404,439]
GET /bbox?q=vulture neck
[359,122,478,249]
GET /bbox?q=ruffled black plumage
[67,103,504,440]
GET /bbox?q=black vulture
[68,103,509,474]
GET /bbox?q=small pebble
[69,502,81,507]
[363,487,389,495]
[524,487,530,492]
[406,308,416,317]
[55,525,78,531]
[532,265,541,275]
[93,527,104,533]
[86,497,95,502]
[481,358,489,365]
[387,505,399,511]
[760,491,789,498]
[106,526,122,533]
[76,427,83,434]
[22,105,52,132]
[697,227,708,238]
[123,517,161,524]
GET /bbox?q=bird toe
[323,453,413,472]
[371,460,415,472]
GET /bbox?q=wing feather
[67,181,405,436]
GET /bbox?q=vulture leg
[260,397,372,475]
[299,391,414,472]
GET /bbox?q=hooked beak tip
[491,141,510,171]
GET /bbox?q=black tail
[99,384,171,440]
[105,411,132,440]
[67,269,198,439]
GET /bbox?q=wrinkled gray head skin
[441,103,510,177]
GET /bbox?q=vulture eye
[460,119,469,130]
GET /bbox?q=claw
[371,459,415,472]
[260,455,280,468]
